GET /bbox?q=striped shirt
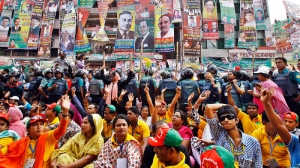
[207,118,263,168]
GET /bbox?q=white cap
[10,96,19,101]
[254,66,270,74]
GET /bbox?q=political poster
[154,0,174,52]
[224,24,235,48]
[135,3,155,53]
[253,0,266,30]
[219,0,236,25]
[78,0,94,8]
[0,10,11,47]
[265,36,276,47]
[182,0,201,55]
[75,8,91,52]
[60,0,77,56]
[172,0,182,23]
[202,0,218,40]
[274,19,293,53]
[238,0,257,49]
[38,0,56,57]
[283,0,300,19]
[261,0,269,18]
[27,0,43,49]
[290,30,300,50]
[114,5,135,52]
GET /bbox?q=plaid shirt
[207,118,263,168]
[49,120,81,148]
[290,128,300,137]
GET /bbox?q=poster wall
[220,0,236,25]
[202,0,218,40]
[224,24,235,48]
[27,0,43,49]
[93,0,112,42]
[0,10,12,47]
[253,0,266,30]
[238,0,257,49]
[75,8,91,52]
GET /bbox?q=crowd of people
[0,53,300,167]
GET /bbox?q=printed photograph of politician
[135,5,154,20]
[116,10,135,40]
[135,20,154,51]
[60,27,75,52]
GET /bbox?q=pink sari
[258,79,290,119]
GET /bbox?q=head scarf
[106,72,121,105]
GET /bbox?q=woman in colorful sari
[94,114,142,168]
[51,114,104,168]
[0,95,70,168]
[0,113,20,154]
[254,66,290,118]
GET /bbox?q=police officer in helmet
[158,70,177,104]
[139,68,157,107]
[47,68,68,103]
[124,70,139,106]
[88,71,104,105]
[38,68,53,103]
[178,68,200,111]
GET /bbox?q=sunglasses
[219,114,235,122]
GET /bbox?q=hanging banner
[154,0,174,52]
[9,0,32,49]
[60,0,77,56]
[172,0,182,23]
[238,0,257,49]
[182,0,201,55]
[92,0,112,42]
[114,5,135,52]
[202,0,218,40]
[220,0,236,25]
[224,24,235,48]
[283,0,300,19]
[265,36,276,47]
[117,0,134,6]
[290,29,300,50]
[27,0,43,49]
[262,0,269,18]
[38,0,59,57]
[134,4,155,53]
[274,19,293,53]
[75,8,91,52]
[253,0,266,30]
[0,10,12,47]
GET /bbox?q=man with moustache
[116,11,134,39]
[156,14,174,38]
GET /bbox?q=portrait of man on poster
[116,11,134,40]
[156,14,174,38]
[244,10,256,27]
[29,16,41,35]
[0,16,10,31]
[135,20,154,50]
[12,17,21,32]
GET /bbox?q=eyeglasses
[219,114,235,122]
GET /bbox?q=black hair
[128,106,139,115]
[31,15,40,22]
[152,120,167,133]
[68,108,74,119]
[239,30,244,34]
[86,114,96,135]
[90,104,99,113]
[246,102,258,110]
[261,111,269,122]
[140,106,150,115]
[119,10,133,18]
[113,114,131,129]
[217,105,237,120]
[158,14,171,23]
[0,118,9,127]
[197,72,204,79]
[165,145,181,153]
[174,110,188,126]
[245,10,253,15]
[275,57,287,64]
[206,69,215,76]
[256,10,262,13]
[2,16,10,21]
[229,70,237,78]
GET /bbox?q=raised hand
[85,91,90,98]
[260,89,272,103]
[121,89,127,96]
[188,92,194,102]
[61,95,71,110]
[232,79,237,84]
[71,87,76,97]
[176,86,181,94]
[104,85,111,94]
[128,93,134,102]
[144,85,149,93]
[155,96,163,106]
[161,87,167,93]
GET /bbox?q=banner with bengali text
[238,0,257,49]
[154,0,174,52]
[224,24,234,48]
[114,5,135,52]
[78,0,94,8]
[182,0,201,55]
[202,0,218,40]
[134,3,155,53]
[253,0,266,30]
[283,0,300,19]
[75,8,91,52]
[27,0,43,49]
[220,0,236,25]
[172,0,181,23]
[274,19,293,53]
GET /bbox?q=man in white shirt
[244,10,256,27]
[156,14,174,38]
[141,8,150,18]
[0,16,10,31]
